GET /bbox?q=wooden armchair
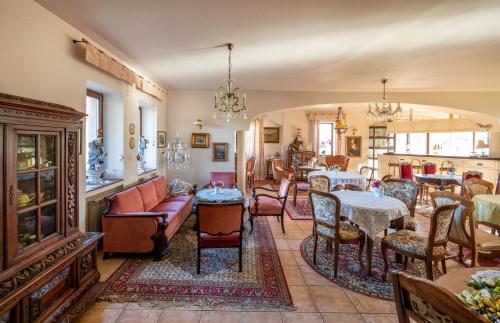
[463,177,494,199]
[325,155,349,171]
[431,191,500,266]
[246,157,256,188]
[383,179,419,232]
[248,178,291,233]
[290,166,310,206]
[197,201,245,274]
[271,159,292,184]
[359,166,375,189]
[392,271,486,323]
[461,171,483,197]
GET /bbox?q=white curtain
[309,119,320,158]
[245,117,265,180]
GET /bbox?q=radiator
[85,184,124,232]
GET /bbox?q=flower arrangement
[457,270,500,322]
[372,180,383,197]
[214,180,224,188]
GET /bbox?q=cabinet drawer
[466,160,495,169]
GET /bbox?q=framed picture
[212,142,229,162]
[264,127,280,143]
[157,131,167,148]
[191,133,209,148]
[345,136,362,157]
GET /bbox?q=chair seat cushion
[476,230,500,251]
[296,183,310,191]
[249,196,283,214]
[382,230,445,258]
[316,223,364,240]
[199,232,241,247]
[390,216,417,231]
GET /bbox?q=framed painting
[264,127,280,143]
[157,131,167,148]
[191,133,209,148]
[345,136,362,157]
[212,142,229,162]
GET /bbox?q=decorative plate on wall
[129,123,135,135]
[129,137,136,149]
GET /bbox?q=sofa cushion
[152,176,167,202]
[151,201,186,213]
[166,195,193,203]
[108,187,145,214]
[137,181,159,211]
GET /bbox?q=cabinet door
[5,126,64,266]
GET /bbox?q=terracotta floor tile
[361,313,399,323]
[241,311,282,323]
[116,309,162,323]
[98,256,127,282]
[288,286,317,312]
[309,285,357,313]
[77,308,123,323]
[344,290,396,314]
[125,302,165,310]
[285,239,302,251]
[299,265,335,286]
[296,221,313,231]
[321,313,364,323]
[278,250,297,266]
[274,239,290,251]
[291,250,307,266]
[158,310,201,323]
[282,265,306,285]
[281,312,324,323]
[200,311,242,323]
[92,301,128,309]
[284,229,309,240]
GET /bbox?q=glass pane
[319,123,333,156]
[408,133,427,155]
[41,204,57,238]
[40,170,56,202]
[429,132,473,156]
[40,135,56,168]
[475,132,490,156]
[17,210,37,249]
[17,173,37,209]
[86,95,100,172]
[17,134,36,170]
[395,133,407,154]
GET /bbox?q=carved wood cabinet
[0,93,102,322]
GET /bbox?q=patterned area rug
[97,215,294,310]
[300,235,443,301]
[447,243,500,267]
[285,196,312,220]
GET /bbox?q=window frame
[319,122,335,157]
[86,89,104,139]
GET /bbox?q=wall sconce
[193,119,203,129]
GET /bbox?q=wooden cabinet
[287,151,315,169]
[0,93,102,323]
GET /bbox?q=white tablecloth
[307,170,367,190]
[333,191,410,239]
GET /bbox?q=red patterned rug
[97,215,294,310]
[446,243,500,267]
[285,196,312,220]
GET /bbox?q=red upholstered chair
[461,171,483,197]
[271,159,292,184]
[210,171,236,188]
[197,201,244,274]
[422,162,437,175]
[421,162,437,203]
[246,157,256,188]
[399,162,413,180]
[325,155,350,171]
[248,178,291,233]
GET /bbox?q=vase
[214,186,221,194]
[373,188,383,198]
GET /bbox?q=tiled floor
[78,185,468,323]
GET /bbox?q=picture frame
[157,131,167,148]
[212,142,229,162]
[264,127,280,143]
[345,136,362,157]
[191,133,209,148]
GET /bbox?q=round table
[473,194,500,229]
[437,267,498,293]
[307,170,367,190]
[414,174,462,191]
[195,188,245,203]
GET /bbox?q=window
[319,122,334,156]
[408,133,427,155]
[475,132,490,156]
[429,132,473,156]
[394,133,407,154]
[85,90,103,172]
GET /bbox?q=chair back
[388,158,400,177]
[210,172,236,188]
[344,183,363,191]
[399,162,413,180]
[463,178,494,199]
[410,159,422,174]
[382,179,419,217]
[278,178,291,199]
[198,202,244,236]
[430,191,475,250]
[309,175,331,192]
[309,189,341,237]
[381,174,392,182]
[246,157,255,173]
[439,160,454,174]
[427,202,460,248]
[496,172,500,195]
[359,166,375,187]
[272,159,287,181]
[461,171,483,196]
[325,155,350,171]
[392,271,486,323]
[422,162,437,175]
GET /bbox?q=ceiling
[36,0,500,92]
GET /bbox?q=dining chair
[392,271,485,323]
[381,202,460,281]
[383,179,419,232]
[460,171,483,197]
[462,178,494,199]
[410,159,422,174]
[430,191,500,267]
[290,166,310,206]
[309,189,365,277]
[309,175,331,192]
[399,162,413,180]
[248,178,291,233]
[387,158,400,178]
[271,159,292,184]
[197,201,245,274]
[359,166,375,189]
[209,171,237,188]
[439,160,454,174]
[381,174,392,182]
[325,155,350,171]
[422,162,437,175]
[246,157,256,188]
[344,183,363,191]
[422,161,453,199]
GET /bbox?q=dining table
[308,170,367,190]
[473,194,500,231]
[437,267,498,293]
[414,173,462,191]
[333,191,410,275]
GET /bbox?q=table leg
[366,236,373,276]
[394,217,404,264]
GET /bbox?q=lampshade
[476,140,489,149]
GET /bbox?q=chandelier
[166,132,190,178]
[334,106,349,135]
[367,78,402,122]
[212,43,247,122]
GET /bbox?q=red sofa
[103,176,193,260]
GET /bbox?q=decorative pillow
[169,178,193,196]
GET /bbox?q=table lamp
[476,140,489,157]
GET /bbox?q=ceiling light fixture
[367,78,402,122]
[212,43,247,122]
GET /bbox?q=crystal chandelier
[166,132,190,179]
[212,43,247,122]
[367,78,402,122]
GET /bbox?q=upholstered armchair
[248,178,291,233]
[382,179,419,232]
[309,189,365,277]
[325,155,349,171]
[381,202,459,281]
[309,175,331,192]
[460,171,483,196]
[197,201,245,274]
[246,157,256,188]
[207,171,237,188]
[431,191,500,266]
[463,177,494,199]
[271,159,292,184]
